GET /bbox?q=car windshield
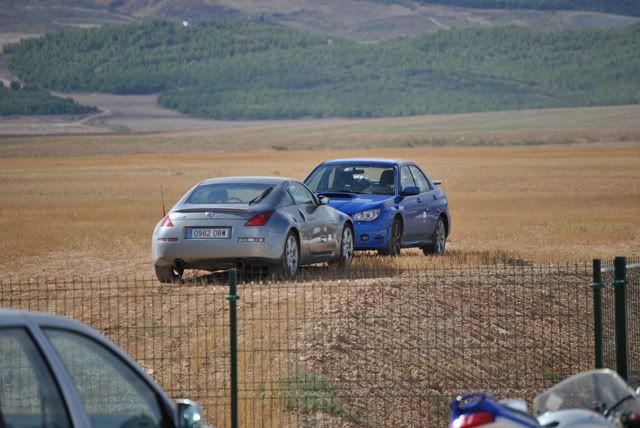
[306,164,396,195]
[186,183,273,205]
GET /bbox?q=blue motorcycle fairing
[449,392,541,428]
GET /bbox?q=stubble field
[0,133,638,279]
[1,106,639,426]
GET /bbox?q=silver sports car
[152,176,354,282]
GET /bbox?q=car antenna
[161,185,166,216]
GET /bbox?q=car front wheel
[423,217,446,255]
[378,218,402,257]
[332,224,354,268]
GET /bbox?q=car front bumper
[352,218,390,250]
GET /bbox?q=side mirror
[432,180,442,186]
[177,399,206,428]
[636,387,640,396]
[318,196,330,205]
[401,186,420,196]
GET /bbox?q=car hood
[326,194,392,215]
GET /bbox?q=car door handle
[417,197,422,203]
[432,194,438,200]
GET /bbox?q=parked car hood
[325,193,392,215]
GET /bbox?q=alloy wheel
[340,226,354,266]
[285,234,299,276]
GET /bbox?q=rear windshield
[186,183,273,205]
[306,164,396,195]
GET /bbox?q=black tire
[423,217,446,256]
[331,224,354,268]
[378,217,402,257]
[155,264,183,283]
[279,230,300,278]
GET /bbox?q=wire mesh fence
[600,258,617,373]
[624,257,640,385]
[0,262,595,427]
[595,256,640,387]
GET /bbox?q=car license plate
[186,227,230,239]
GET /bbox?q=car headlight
[353,208,381,221]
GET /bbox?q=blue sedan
[304,158,451,256]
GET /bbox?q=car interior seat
[333,169,355,191]
[379,169,395,186]
[207,188,229,204]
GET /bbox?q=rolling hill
[5,19,640,120]
[409,0,640,16]
[1,1,639,119]
[1,0,639,39]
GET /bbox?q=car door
[399,165,421,243]
[409,164,437,239]
[286,182,336,257]
[0,327,73,428]
[44,328,171,428]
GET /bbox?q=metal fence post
[613,256,628,381]
[590,259,604,369]
[226,268,239,428]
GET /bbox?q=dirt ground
[1,260,596,427]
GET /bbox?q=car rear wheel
[378,217,402,257]
[155,264,183,283]
[331,224,354,268]
[279,231,299,278]
[423,217,446,255]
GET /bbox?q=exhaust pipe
[173,259,185,275]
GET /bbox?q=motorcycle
[449,369,640,427]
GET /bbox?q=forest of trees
[5,19,640,119]
[0,84,97,115]
[412,0,640,16]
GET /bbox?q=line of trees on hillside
[4,19,640,119]
[412,0,640,16]
[0,84,97,115]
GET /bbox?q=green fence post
[613,256,628,381]
[226,268,239,428]
[590,259,604,369]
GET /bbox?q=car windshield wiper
[333,189,366,194]
[248,187,273,205]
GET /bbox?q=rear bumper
[152,229,285,269]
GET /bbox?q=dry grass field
[0,138,638,279]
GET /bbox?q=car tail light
[160,215,173,227]
[451,412,495,428]
[245,211,273,226]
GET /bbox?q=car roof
[320,158,411,166]
[0,308,97,332]
[199,176,291,185]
